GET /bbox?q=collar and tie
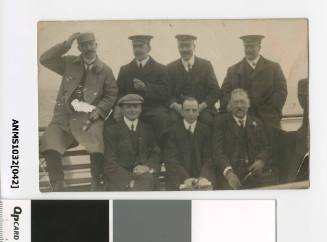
[238,119,245,128]
[124,117,138,131]
[136,56,150,69]
[246,55,261,69]
[187,63,192,72]
[182,55,195,72]
[184,120,197,134]
[233,115,247,128]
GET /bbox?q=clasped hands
[179,177,212,190]
[225,160,265,189]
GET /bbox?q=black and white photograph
[38,19,309,192]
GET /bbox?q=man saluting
[39,32,117,191]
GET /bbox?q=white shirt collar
[83,56,97,70]
[183,119,197,133]
[246,55,261,69]
[123,117,139,131]
[181,55,195,71]
[232,115,247,127]
[136,56,150,67]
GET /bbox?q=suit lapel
[236,59,248,89]
[189,56,200,84]
[245,116,256,159]
[228,114,241,138]
[250,56,266,79]
[66,56,84,98]
[120,121,136,155]
[132,56,155,79]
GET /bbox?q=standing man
[39,32,118,191]
[166,34,220,126]
[112,35,170,141]
[220,35,287,130]
[164,97,216,190]
[213,89,273,189]
[103,94,161,191]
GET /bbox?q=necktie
[131,123,135,132]
[239,119,244,128]
[187,63,192,72]
[139,62,142,69]
[85,63,93,71]
[188,125,193,134]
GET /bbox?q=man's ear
[147,44,151,53]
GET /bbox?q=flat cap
[77,32,96,44]
[240,35,264,45]
[128,35,153,44]
[118,94,144,105]
[175,34,197,41]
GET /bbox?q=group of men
[39,31,287,191]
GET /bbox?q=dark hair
[181,96,199,108]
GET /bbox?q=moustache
[134,51,144,55]
[180,51,192,56]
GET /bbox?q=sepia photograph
[38,19,309,192]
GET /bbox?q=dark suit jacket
[212,113,271,177]
[164,120,213,185]
[220,56,287,127]
[103,120,160,190]
[39,42,117,123]
[166,56,220,107]
[117,57,169,108]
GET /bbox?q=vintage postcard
[38,19,309,192]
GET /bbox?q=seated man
[213,88,273,189]
[103,94,161,191]
[164,97,217,191]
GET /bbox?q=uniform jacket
[220,56,287,127]
[39,42,118,127]
[212,113,271,177]
[166,56,220,107]
[103,120,161,189]
[164,120,213,179]
[117,57,169,108]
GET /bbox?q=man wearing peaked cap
[166,34,221,127]
[103,94,161,191]
[240,34,265,45]
[220,34,287,171]
[110,34,170,143]
[128,35,153,43]
[220,34,287,129]
[39,32,118,191]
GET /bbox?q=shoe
[90,179,103,191]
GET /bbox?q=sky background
[38,19,308,126]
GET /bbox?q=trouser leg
[129,173,158,191]
[43,149,64,191]
[90,153,105,191]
